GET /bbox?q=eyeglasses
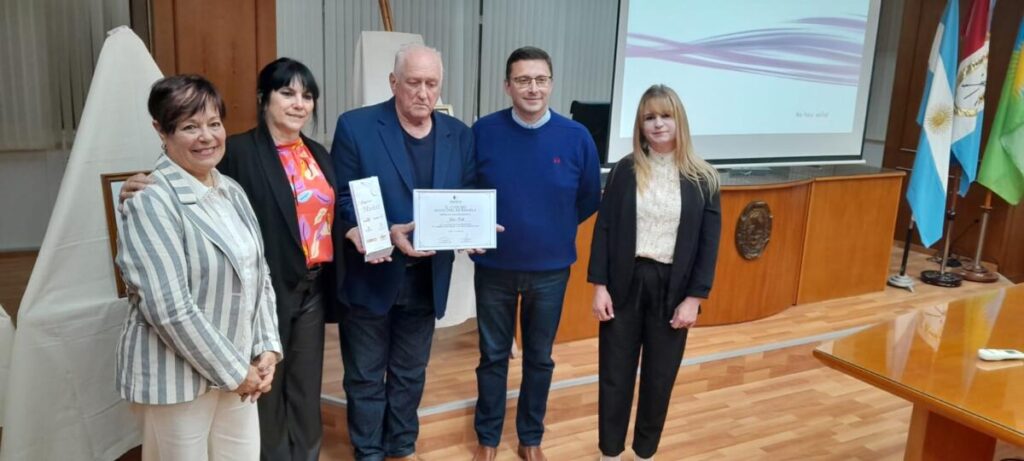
[510,75,553,89]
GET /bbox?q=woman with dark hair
[588,84,721,461]
[122,58,357,460]
[219,56,354,461]
[117,74,281,459]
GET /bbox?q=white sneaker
[635,456,653,461]
[599,455,621,461]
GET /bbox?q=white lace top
[635,151,681,263]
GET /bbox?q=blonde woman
[588,84,721,461]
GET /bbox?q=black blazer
[587,154,721,311]
[219,125,354,331]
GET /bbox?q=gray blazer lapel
[156,157,245,280]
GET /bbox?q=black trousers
[258,273,326,461]
[598,258,689,458]
[340,262,436,460]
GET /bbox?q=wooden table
[814,284,1024,460]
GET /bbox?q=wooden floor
[0,251,34,322]
[317,248,1022,460]
[2,248,1021,460]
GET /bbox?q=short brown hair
[505,46,552,81]
[148,74,226,134]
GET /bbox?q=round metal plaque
[735,201,772,260]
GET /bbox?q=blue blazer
[331,98,475,317]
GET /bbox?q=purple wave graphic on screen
[626,16,866,86]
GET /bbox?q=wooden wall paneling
[149,0,276,135]
[556,215,598,343]
[256,0,276,74]
[128,0,151,50]
[150,0,176,75]
[172,0,257,134]
[994,206,1024,282]
[796,174,904,304]
[700,182,811,326]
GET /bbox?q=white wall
[277,0,480,144]
[0,0,127,251]
[0,150,71,250]
[477,0,618,117]
[862,0,905,167]
[276,0,618,142]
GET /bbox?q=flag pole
[887,217,916,292]
[378,0,394,31]
[959,189,1000,282]
[922,166,964,287]
[925,172,964,268]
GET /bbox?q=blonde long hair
[631,85,719,196]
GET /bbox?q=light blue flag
[907,0,958,247]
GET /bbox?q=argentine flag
[908,0,958,247]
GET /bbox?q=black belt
[406,258,428,268]
[635,256,671,268]
[295,265,323,293]
[304,265,323,281]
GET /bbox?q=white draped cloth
[0,306,12,428]
[0,27,162,460]
[352,31,423,108]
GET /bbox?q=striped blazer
[115,155,282,405]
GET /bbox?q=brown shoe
[384,455,422,461]
[516,444,547,461]
[472,445,497,461]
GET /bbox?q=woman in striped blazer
[116,74,282,460]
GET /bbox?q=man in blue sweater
[470,47,601,461]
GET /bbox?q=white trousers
[134,389,260,461]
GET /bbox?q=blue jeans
[339,271,435,460]
[473,266,571,447]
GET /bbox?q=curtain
[478,0,618,117]
[0,0,128,151]
[278,0,481,143]
[277,0,619,142]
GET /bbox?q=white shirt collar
[510,108,551,129]
[649,150,674,166]
[169,161,223,198]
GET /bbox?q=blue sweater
[471,109,601,271]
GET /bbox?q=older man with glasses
[469,46,602,461]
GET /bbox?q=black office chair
[570,100,611,165]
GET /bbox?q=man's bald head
[390,44,444,126]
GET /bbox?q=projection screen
[608,0,883,166]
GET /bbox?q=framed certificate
[349,176,394,261]
[413,189,497,251]
[101,171,148,297]
[434,104,454,116]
